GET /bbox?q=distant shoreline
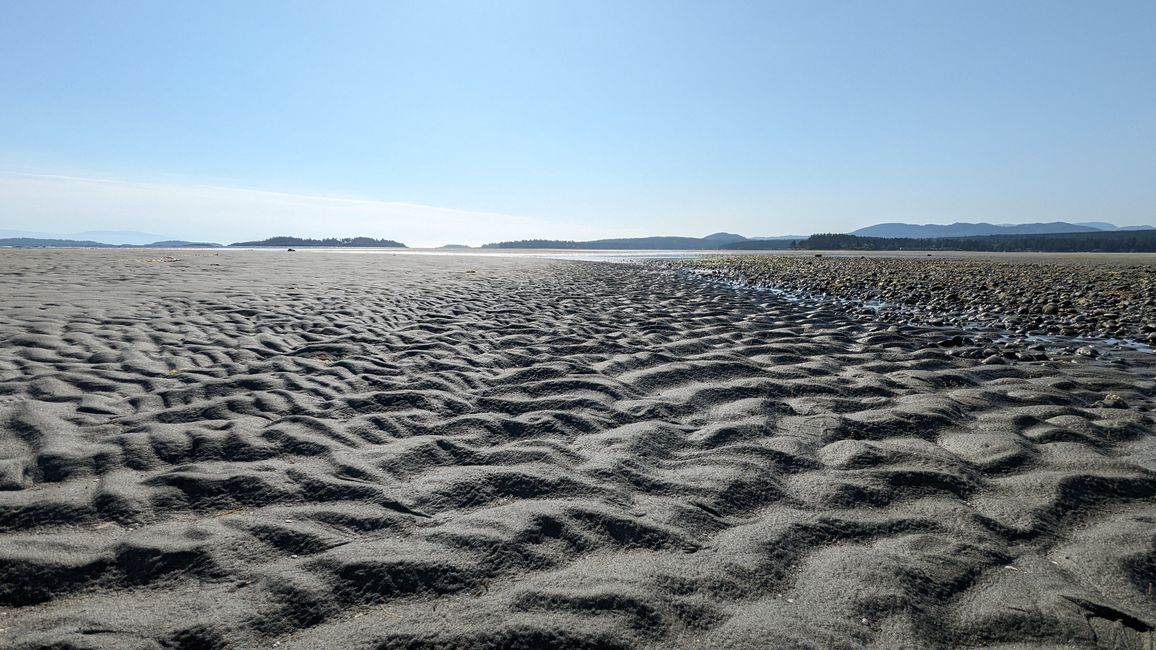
[6,223,1156,253]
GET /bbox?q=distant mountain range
[479,223,1156,249]
[1073,222,1155,231]
[0,234,405,249]
[851,222,1153,238]
[0,238,221,248]
[0,230,175,245]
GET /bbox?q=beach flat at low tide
[0,249,1153,649]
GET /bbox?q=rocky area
[659,255,1156,347]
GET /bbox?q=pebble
[937,335,966,347]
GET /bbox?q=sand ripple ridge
[0,250,1154,648]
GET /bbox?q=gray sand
[0,249,1153,648]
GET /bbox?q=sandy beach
[1,249,1154,648]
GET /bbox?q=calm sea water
[224,247,715,263]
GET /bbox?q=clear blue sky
[2,1,1155,245]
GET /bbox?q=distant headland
[481,232,802,250]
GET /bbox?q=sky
[2,1,1155,246]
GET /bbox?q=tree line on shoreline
[785,230,1156,252]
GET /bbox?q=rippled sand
[1,249,1153,648]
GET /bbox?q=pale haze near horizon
[2,1,1154,247]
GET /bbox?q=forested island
[228,236,406,248]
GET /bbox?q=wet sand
[1,249,1153,648]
